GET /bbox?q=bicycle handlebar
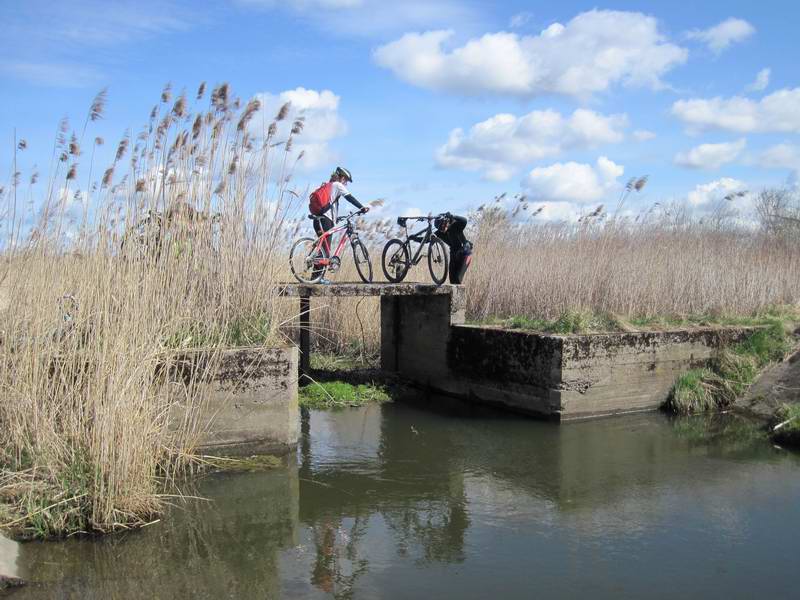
[397,213,449,225]
[335,208,368,223]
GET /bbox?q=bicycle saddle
[396,217,407,227]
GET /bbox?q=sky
[2,0,800,223]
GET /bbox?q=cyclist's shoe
[318,278,332,285]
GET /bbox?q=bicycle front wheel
[427,238,449,285]
[289,237,324,284]
[352,239,373,283]
[382,239,410,283]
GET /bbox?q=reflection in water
[11,400,800,599]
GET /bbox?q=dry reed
[0,82,302,537]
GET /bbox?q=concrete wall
[556,329,753,419]
[380,287,466,387]
[380,294,757,420]
[169,346,299,454]
[0,534,20,589]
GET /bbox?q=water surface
[5,400,800,599]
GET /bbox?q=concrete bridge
[280,282,754,421]
[280,282,465,377]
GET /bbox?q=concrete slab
[279,282,461,297]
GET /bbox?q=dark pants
[449,246,473,284]
[312,215,334,278]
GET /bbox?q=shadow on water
[6,396,800,599]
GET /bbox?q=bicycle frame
[310,213,361,266]
[397,217,437,265]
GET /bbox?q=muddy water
[5,399,800,599]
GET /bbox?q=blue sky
[2,0,799,222]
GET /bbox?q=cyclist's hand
[360,207,370,214]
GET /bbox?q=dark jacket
[436,214,471,253]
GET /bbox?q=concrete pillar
[299,295,310,377]
[380,286,465,384]
[380,296,400,372]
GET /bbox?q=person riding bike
[434,212,473,284]
[309,166,369,282]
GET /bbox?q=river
[3,398,800,599]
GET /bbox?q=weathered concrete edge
[444,324,762,421]
[0,574,26,591]
[279,282,463,298]
[167,345,299,455]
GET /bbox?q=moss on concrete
[200,454,282,472]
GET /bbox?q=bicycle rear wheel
[427,238,449,285]
[352,239,373,283]
[382,239,410,283]
[289,237,325,284]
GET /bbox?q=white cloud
[523,156,624,203]
[374,10,688,98]
[686,177,747,206]
[238,0,364,8]
[758,144,800,173]
[253,87,347,169]
[633,129,656,141]
[0,60,101,87]
[529,201,583,222]
[0,1,204,86]
[746,68,770,92]
[672,88,800,134]
[509,11,534,29]
[674,139,746,169]
[2,0,198,46]
[436,108,627,181]
[687,17,755,54]
[237,0,473,35]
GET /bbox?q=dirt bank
[735,348,800,420]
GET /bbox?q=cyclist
[309,166,368,282]
[434,212,473,284]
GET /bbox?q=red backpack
[309,182,333,216]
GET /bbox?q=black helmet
[333,166,353,183]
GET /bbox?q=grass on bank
[473,307,800,335]
[299,381,391,409]
[664,320,793,415]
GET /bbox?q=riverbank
[732,346,800,447]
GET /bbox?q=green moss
[299,381,391,409]
[474,306,800,335]
[487,310,627,334]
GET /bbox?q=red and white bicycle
[289,209,373,284]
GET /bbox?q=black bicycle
[381,215,449,285]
